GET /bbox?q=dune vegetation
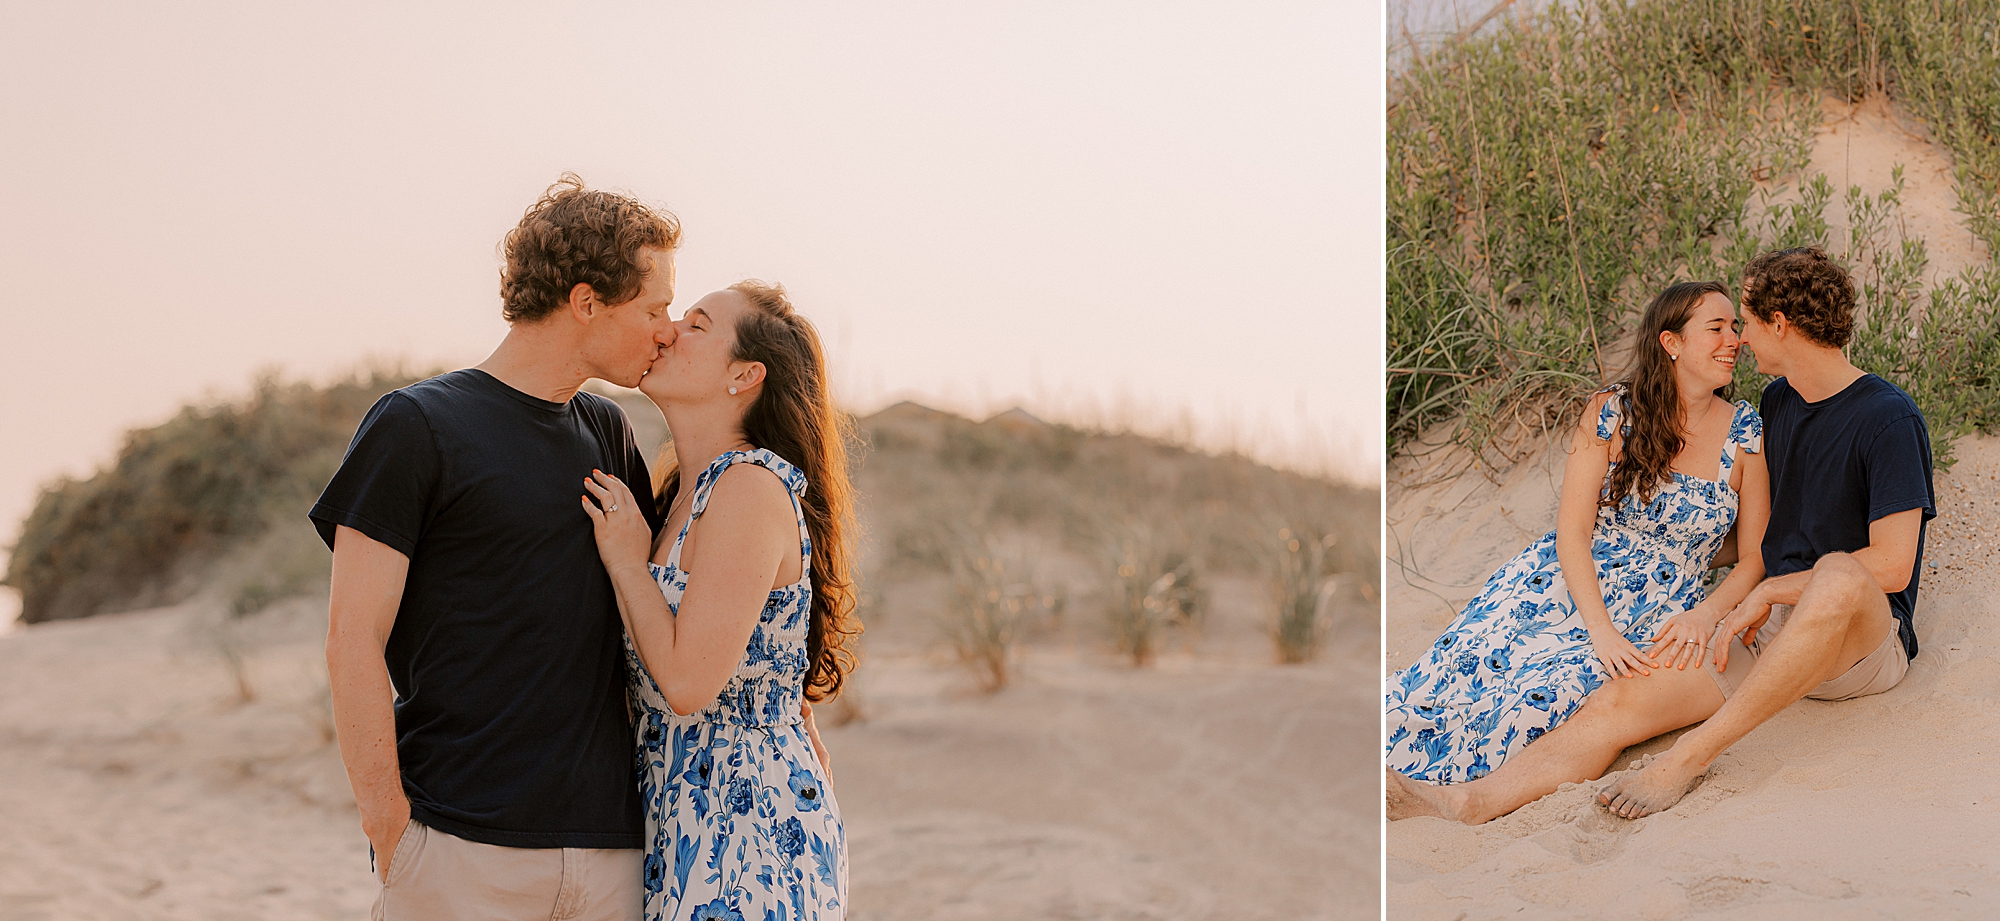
[5,373,1376,672]
[1388,0,2000,466]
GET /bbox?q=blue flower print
[777,817,807,861]
[689,899,745,921]
[644,712,667,752]
[788,762,824,812]
[644,851,665,894]
[1385,395,1761,785]
[726,777,756,816]
[685,746,715,788]
[621,448,846,921]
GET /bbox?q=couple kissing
[313,174,855,921]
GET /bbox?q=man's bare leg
[1389,663,1723,824]
[1600,553,1894,818]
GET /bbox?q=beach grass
[1388,0,2000,465]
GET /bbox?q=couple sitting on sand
[312,175,854,920]
[1388,247,1936,824]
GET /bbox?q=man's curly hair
[1741,246,1856,348]
[498,173,682,323]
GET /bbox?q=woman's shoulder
[699,453,803,523]
[1584,385,1628,442]
[1729,398,1764,449]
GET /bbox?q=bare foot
[1386,768,1476,823]
[1597,752,1707,818]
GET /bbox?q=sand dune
[0,568,1375,920]
[1385,434,2000,919]
[1386,88,2000,918]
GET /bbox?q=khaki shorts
[372,819,642,921]
[1703,603,1909,702]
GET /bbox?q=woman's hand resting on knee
[1588,626,1657,679]
[1650,604,1725,671]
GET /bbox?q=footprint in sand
[1534,798,1638,865]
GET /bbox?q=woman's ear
[1658,329,1680,361]
[731,361,767,393]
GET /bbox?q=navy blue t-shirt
[1760,374,1933,659]
[310,369,662,849]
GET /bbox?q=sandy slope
[0,572,1375,920]
[1385,89,2000,920]
[1386,433,2000,920]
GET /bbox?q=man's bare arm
[1714,507,1924,671]
[326,524,411,882]
[1849,507,1925,594]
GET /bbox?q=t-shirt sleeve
[308,392,440,556]
[1863,412,1935,524]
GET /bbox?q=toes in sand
[1597,755,1707,819]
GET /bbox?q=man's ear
[1767,310,1788,337]
[566,283,601,324]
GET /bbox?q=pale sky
[0,1,1384,626]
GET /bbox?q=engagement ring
[608,504,619,512]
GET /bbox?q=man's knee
[1800,553,1880,618]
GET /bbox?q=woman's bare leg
[1389,663,1724,825]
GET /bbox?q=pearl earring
[1670,354,1678,361]
[728,386,738,395]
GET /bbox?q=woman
[1385,281,1769,785]
[582,281,858,921]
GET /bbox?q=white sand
[0,574,1375,920]
[1386,434,2000,919]
[1774,94,1991,287]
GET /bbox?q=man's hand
[365,798,413,883]
[802,701,831,775]
[1713,592,1775,673]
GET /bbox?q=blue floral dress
[624,449,847,921]
[1385,390,1762,784]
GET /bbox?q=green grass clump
[853,403,1377,665]
[1389,0,2000,464]
[5,369,422,623]
[1270,526,1337,664]
[935,531,1061,691]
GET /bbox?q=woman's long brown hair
[651,281,861,702]
[1601,280,1732,510]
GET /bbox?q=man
[1389,246,1934,824]
[314,174,678,920]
